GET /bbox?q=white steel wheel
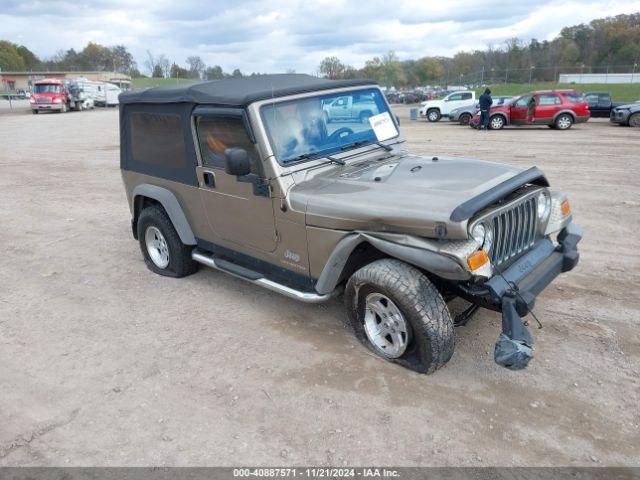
[363,292,411,358]
[145,226,170,269]
[490,116,504,129]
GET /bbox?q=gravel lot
[0,103,638,466]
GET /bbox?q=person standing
[479,88,493,130]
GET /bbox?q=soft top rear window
[130,112,186,168]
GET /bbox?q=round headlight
[537,191,551,221]
[471,222,493,253]
[471,223,486,245]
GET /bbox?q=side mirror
[224,147,251,176]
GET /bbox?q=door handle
[203,171,216,188]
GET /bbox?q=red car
[470,90,590,130]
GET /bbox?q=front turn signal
[467,249,489,271]
[561,200,571,216]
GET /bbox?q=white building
[558,73,640,84]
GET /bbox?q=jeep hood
[289,154,528,239]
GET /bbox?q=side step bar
[191,249,334,304]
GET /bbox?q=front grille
[489,195,538,265]
[37,97,52,104]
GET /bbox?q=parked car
[583,92,624,118]
[469,90,590,130]
[610,100,640,127]
[449,96,513,125]
[119,74,581,373]
[419,91,476,121]
[29,78,70,114]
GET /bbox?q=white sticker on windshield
[368,112,398,141]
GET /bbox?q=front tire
[345,259,454,374]
[489,115,505,130]
[628,113,640,127]
[426,109,441,122]
[137,205,198,278]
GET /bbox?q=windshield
[34,84,61,94]
[260,88,397,164]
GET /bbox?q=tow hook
[494,295,534,370]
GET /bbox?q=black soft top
[119,74,377,106]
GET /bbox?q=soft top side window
[196,116,260,174]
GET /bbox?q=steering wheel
[327,127,354,144]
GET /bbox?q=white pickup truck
[419,91,476,122]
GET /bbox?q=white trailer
[95,82,122,107]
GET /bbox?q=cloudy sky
[2,0,639,74]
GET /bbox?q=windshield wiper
[325,154,345,166]
[285,152,345,166]
[340,140,392,152]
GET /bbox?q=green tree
[414,57,444,84]
[170,63,189,78]
[0,41,26,71]
[16,44,40,70]
[204,65,225,80]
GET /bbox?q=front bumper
[31,104,63,111]
[485,223,581,311]
[457,222,582,369]
[610,110,631,124]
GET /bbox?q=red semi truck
[29,78,70,114]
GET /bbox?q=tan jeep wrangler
[119,74,581,373]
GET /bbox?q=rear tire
[32,110,38,115]
[345,259,455,374]
[427,109,441,122]
[137,205,198,278]
[459,113,472,125]
[554,113,573,130]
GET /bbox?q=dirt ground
[0,102,639,467]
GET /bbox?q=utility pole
[632,63,637,84]
[480,65,484,85]
[529,65,535,86]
